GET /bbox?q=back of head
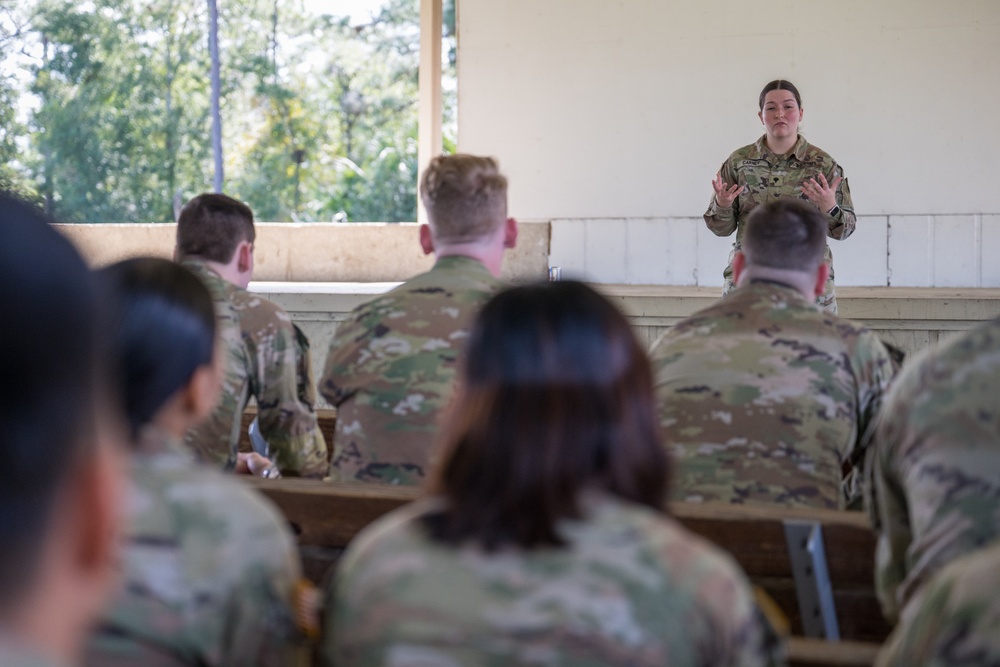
[175,193,255,263]
[99,258,217,441]
[0,193,105,610]
[428,280,669,550]
[419,154,507,244]
[743,199,826,272]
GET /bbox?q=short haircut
[175,193,255,264]
[743,199,827,272]
[99,258,217,441]
[0,193,105,609]
[425,281,670,551]
[419,154,507,244]
[759,79,802,110]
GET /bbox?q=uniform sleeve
[224,499,308,665]
[875,549,1000,667]
[826,163,857,241]
[251,317,328,478]
[319,307,386,409]
[841,331,897,509]
[695,555,786,667]
[865,382,915,624]
[704,159,739,237]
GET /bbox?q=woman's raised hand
[712,172,744,208]
[802,173,843,213]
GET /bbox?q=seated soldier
[86,258,305,665]
[876,538,1000,667]
[867,307,1000,623]
[175,193,326,477]
[0,193,126,666]
[650,199,895,510]
[323,281,780,666]
[321,154,517,485]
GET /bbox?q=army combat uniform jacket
[866,315,1000,622]
[651,281,895,510]
[182,259,327,477]
[320,255,502,485]
[85,428,303,666]
[876,538,1000,667]
[324,493,783,667]
[0,640,68,667]
[704,135,856,313]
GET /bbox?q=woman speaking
[706,79,856,313]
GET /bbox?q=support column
[417,0,442,223]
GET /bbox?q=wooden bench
[246,479,890,652]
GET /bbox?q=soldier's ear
[732,252,747,285]
[813,262,829,299]
[503,217,518,249]
[419,224,435,256]
[236,241,253,273]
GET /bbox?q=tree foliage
[0,0,448,222]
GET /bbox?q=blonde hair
[419,154,507,244]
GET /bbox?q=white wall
[458,0,1000,286]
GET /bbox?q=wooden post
[417,0,442,223]
[208,0,223,193]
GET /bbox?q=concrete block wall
[548,214,1000,288]
[56,222,551,283]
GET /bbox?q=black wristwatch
[827,204,841,217]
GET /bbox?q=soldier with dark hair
[320,154,518,485]
[86,258,304,666]
[0,193,127,666]
[324,281,780,666]
[651,199,895,510]
[175,193,327,477]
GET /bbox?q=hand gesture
[712,173,744,208]
[236,451,279,478]
[802,173,843,213]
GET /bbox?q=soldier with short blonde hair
[321,153,518,485]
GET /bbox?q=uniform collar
[432,254,492,276]
[752,134,809,161]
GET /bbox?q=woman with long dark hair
[324,281,779,666]
[86,258,305,666]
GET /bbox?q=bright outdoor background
[0,0,455,223]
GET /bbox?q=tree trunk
[208,0,223,192]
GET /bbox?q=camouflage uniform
[0,642,66,667]
[866,315,1000,623]
[86,427,303,666]
[323,493,783,667]
[182,259,327,477]
[876,539,1000,667]
[320,255,502,485]
[650,281,894,510]
[705,135,856,313]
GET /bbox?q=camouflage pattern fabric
[323,493,784,667]
[182,259,327,477]
[320,255,502,485]
[85,427,304,666]
[865,315,1000,623]
[704,134,856,313]
[650,281,895,510]
[876,539,1000,667]
[0,643,67,667]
